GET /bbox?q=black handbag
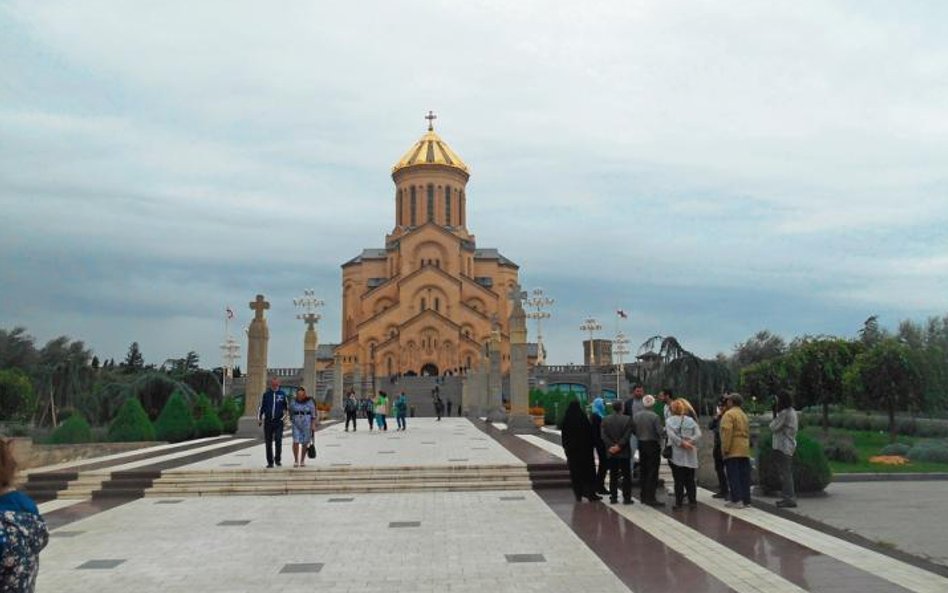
[307,433,316,459]
[662,445,673,459]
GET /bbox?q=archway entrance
[420,363,439,377]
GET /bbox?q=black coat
[561,402,597,492]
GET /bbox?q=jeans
[345,411,358,431]
[607,457,632,501]
[637,441,661,503]
[366,411,375,430]
[263,419,283,466]
[396,413,406,430]
[375,413,388,431]
[774,450,796,500]
[670,462,697,505]
[724,457,752,504]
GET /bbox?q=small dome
[392,128,469,175]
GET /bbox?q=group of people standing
[343,390,409,432]
[561,384,799,511]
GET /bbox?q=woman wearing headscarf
[560,400,602,502]
[589,396,610,495]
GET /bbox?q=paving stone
[328,497,354,503]
[280,563,324,574]
[389,521,421,528]
[217,520,252,526]
[155,500,184,504]
[77,559,125,570]
[505,554,545,563]
[50,531,85,538]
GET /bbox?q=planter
[317,410,330,422]
[531,415,545,428]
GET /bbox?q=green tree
[123,342,145,374]
[217,397,241,434]
[794,338,856,431]
[50,413,93,444]
[193,394,223,437]
[739,356,797,406]
[154,391,195,443]
[108,397,157,442]
[731,330,786,370]
[844,339,924,441]
[639,335,733,415]
[0,368,36,422]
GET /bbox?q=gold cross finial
[425,110,437,131]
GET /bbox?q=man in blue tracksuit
[258,377,288,468]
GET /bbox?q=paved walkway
[32,418,948,593]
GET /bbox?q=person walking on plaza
[601,400,636,505]
[666,399,702,510]
[360,392,375,431]
[395,391,409,431]
[433,393,444,421]
[634,395,665,506]
[589,396,610,495]
[258,377,288,468]
[0,440,48,593]
[709,396,730,499]
[289,387,317,468]
[770,391,799,508]
[374,391,389,431]
[720,393,752,508]
[446,398,453,417]
[560,400,602,502]
[344,390,359,432]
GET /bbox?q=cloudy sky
[2,1,947,368]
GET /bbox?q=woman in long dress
[289,388,317,468]
[560,400,602,502]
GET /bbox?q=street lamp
[293,289,325,328]
[613,331,630,399]
[525,287,554,366]
[579,317,602,366]
[219,336,241,398]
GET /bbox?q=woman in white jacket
[665,399,702,510]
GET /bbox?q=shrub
[193,394,223,438]
[758,428,832,493]
[841,414,872,432]
[154,391,195,443]
[49,414,93,444]
[868,416,889,432]
[880,443,912,456]
[108,398,157,442]
[217,397,241,434]
[0,368,36,423]
[916,419,948,438]
[821,438,859,463]
[895,417,917,436]
[907,444,948,463]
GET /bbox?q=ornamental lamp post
[579,317,602,366]
[613,331,630,399]
[220,336,241,399]
[294,289,325,399]
[525,287,554,366]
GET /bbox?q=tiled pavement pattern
[37,491,630,593]
[34,417,948,593]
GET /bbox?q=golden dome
[392,127,469,175]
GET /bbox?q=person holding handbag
[289,388,317,468]
[665,399,701,510]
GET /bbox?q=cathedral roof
[392,127,469,175]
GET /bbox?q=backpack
[344,397,357,412]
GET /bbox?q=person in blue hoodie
[0,439,48,592]
[257,377,288,468]
[589,396,610,495]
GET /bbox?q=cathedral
[333,115,531,378]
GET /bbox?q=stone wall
[9,438,162,470]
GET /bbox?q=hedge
[880,443,912,456]
[907,443,948,463]
[800,412,948,438]
[154,391,195,443]
[108,397,157,442]
[757,428,832,494]
[217,397,241,434]
[193,394,223,438]
[49,414,94,444]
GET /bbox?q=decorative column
[331,352,344,420]
[237,294,269,436]
[486,316,507,423]
[506,284,534,432]
[353,360,362,399]
[293,289,324,402]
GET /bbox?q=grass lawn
[800,426,948,474]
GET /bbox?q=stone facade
[334,122,534,378]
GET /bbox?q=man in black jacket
[601,401,636,505]
[258,377,288,468]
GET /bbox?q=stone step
[143,479,533,497]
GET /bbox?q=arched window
[434,297,441,312]
[420,298,426,311]
[426,184,435,222]
[460,191,465,226]
[397,189,402,225]
[410,186,417,226]
[445,185,451,225]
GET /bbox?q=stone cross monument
[506,283,534,432]
[486,314,507,422]
[331,352,344,420]
[237,294,269,436]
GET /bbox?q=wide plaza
[32,418,948,593]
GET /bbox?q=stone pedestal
[239,294,269,435]
[506,284,534,432]
[486,330,507,423]
[331,353,344,420]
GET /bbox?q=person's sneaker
[671,504,684,511]
[739,502,751,509]
[776,499,797,508]
[265,464,274,469]
[688,501,698,508]
[609,498,618,504]
[275,462,281,467]
[622,499,635,505]
[724,501,740,508]
[711,492,727,499]
[596,488,610,496]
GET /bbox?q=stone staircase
[381,376,462,417]
[144,464,533,497]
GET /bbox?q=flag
[226,307,235,320]
[617,309,628,319]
